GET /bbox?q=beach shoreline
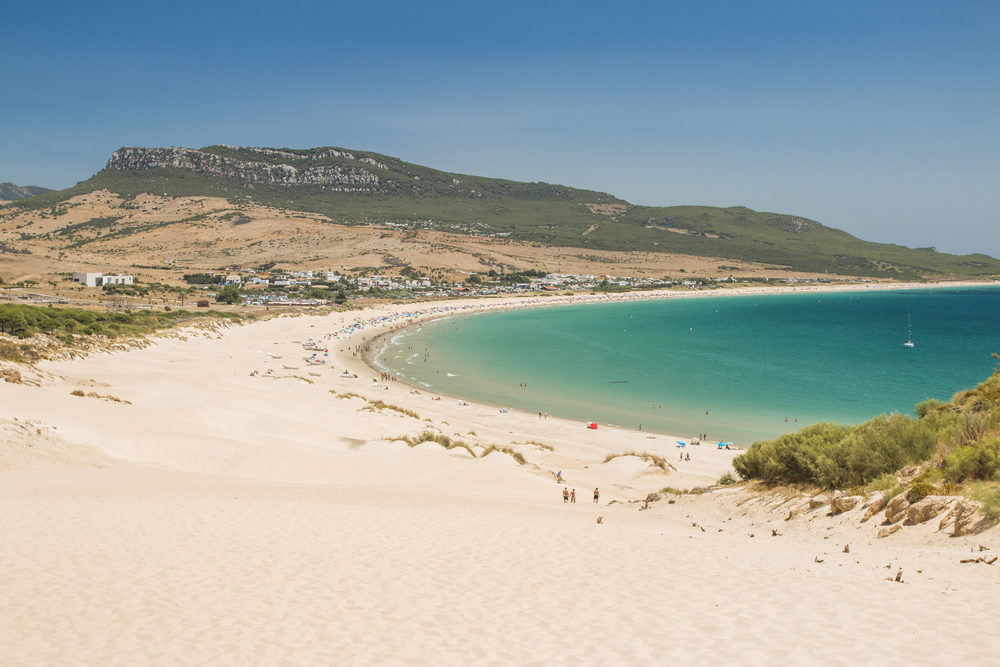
[1,280,998,665]
[350,280,997,444]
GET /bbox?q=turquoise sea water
[376,287,1000,445]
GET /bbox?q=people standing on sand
[570,489,576,503]
[685,452,690,461]
[557,471,563,483]
[563,487,569,503]
[593,488,600,503]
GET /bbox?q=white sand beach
[2,291,997,666]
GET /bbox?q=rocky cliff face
[106,146,382,188]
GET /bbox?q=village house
[72,272,134,287]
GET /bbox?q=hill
[6,144,1000,281]
[0,182,53,201]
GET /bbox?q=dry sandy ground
[1,190,842,290]
[1,293,997,666]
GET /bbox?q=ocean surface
[375,286,1000,445]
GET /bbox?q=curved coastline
[352,280,996,444]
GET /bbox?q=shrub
[717,472,738,485]
[907,481,934,504]
[969,482,1000,524]
[733,414,939,489]
[915,399,947,418]
[868,472,899,491]
[883,484,906,502]
[944,438,1000,482]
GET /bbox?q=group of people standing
[563,487,599,503]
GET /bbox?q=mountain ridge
[0,182,54,201]
[7,144,1000,281]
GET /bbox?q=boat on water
[904,314,915,348]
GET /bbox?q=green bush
[915,399,947,418]
[944,438,1000,482]
[717,472,738,485]
[868,472,899,491]
[969,482,1000,524]
[907,481,934,504]
[733,414,940,489]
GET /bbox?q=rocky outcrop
[808,494,830,510]
[1,368,22,383]
[644,492,662,503]
[830,495,863,515]
[106,147,381,189]
[906,496,952,525]
[953,501,983,537]
[884,495,910,524]
[860,492,889,523]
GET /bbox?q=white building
[102,274,134,286]
[72,273,104,287]
[73,272,134,287]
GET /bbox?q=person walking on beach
[593,488,600,503]
[556,471,563,483]
[570,489,576,503]
[563,487,569,503]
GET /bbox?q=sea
[375,286,1000,446]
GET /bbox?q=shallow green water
[377,287,1000,445]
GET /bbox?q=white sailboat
[904,314,914,348]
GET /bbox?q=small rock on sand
[878,524,903,539]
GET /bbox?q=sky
[2,1,998,258]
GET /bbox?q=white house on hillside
[73,272,134,287]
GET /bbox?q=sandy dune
[1,295,997,665]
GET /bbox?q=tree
[467,274,482,285]
[215,285,241,304]
[0,310,30,337]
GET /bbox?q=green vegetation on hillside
[733,354,1000,492]
[10,145,1000,279]
[0,303,242,345]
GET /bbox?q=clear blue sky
[2,1,997,258]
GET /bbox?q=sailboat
[904,314,914,348]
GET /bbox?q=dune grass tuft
[331,391,362,400]
[362,400,420,419]
[481,445,527,465]
[604,450,669,470]
[521,440,553,451]
[392,432,527,464]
